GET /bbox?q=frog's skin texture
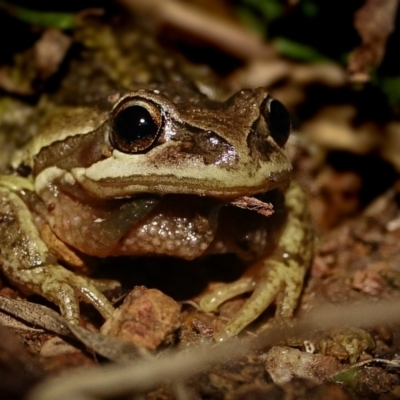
[0,75,313,341]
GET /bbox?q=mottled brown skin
[0,47,313,340]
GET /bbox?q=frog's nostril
[264,97,291,147]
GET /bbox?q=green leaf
[273,37,331,62]
[378,75,400,107]
[0,1,76,30]
[242,0,284,21]
[333,367,360,384]
[236,6,266,36]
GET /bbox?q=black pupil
[114,105,158,143]
[267,99,291,147]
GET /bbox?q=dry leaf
[230,196,274,217]
[349,0,399,79]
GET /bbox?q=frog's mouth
[71,165,292,201]
[70,138,293,200]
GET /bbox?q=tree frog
[0,78,313,341]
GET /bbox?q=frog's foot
[200,258,306,342]
[200,183,314,342]
[20,265,115,322]
[0,185,114,324]
[0,175,34,192]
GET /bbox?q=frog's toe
[41,277,81,322]
[201,259,305,342]
[64,271,115,320]
[199,277,255,312]
[29,265,115,323]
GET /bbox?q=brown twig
[117,0,275,60]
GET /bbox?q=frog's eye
[111,99,162,153]
[264,97,291,147]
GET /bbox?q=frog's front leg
[200,183,314,342]
[0,180,114,323]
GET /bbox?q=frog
[0,62,313,342]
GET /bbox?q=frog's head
[26,85,292,200]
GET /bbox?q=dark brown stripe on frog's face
[33,126,107,176]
